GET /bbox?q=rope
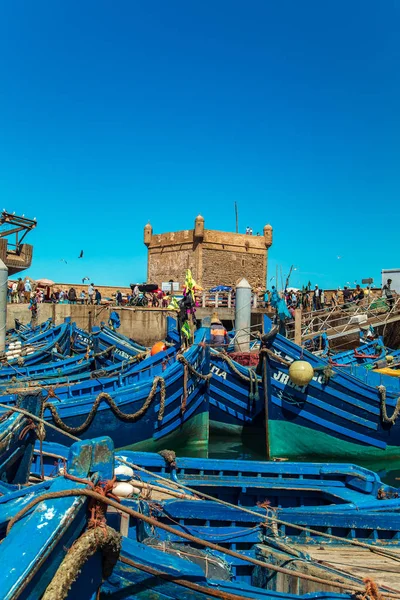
[181,364,188,414]
[0,403,80,442]
[377,385,400,425]
[176,355,212,381]
[259,347,292,367]
[42,525,121,600]
[7,488,399,597]
[44,383,166,435]
[117,456,400,564]
[89,369,108,379]
[212,351,255,382]
[158,449,177,469]
[2,402,399,568]
[118,554,267,600]
[354,578,385,600]
[212,350,260,406]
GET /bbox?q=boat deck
[293,544,400,594]
[256,542,400,595]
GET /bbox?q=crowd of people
[6,277,398,318]
[263,279,397,315]
[7,280,104,305]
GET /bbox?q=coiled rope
[377,385,400,425]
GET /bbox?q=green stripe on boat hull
[117,411,209,456]
[269,420,400,462]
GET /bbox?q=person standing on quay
[24,279,32,303]
[382,278,394,309]
[88,283,95,304]
[17,278,24,303]
[95,289,102,305]
[11,281,18,303]
[313,285,321,311]
[68,287,77,304]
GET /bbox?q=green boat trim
[118,411,209,457]
[269,419,400,463]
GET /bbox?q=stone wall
[147,241,200,285]
[7,304,168,346]
[202,248,266,289]
[145,217,272,290]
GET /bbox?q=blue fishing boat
[0,324,137,385]
[105,453,398,599]
[96,323,148,353]
[264,329,400,460]
[208,321,400,461]
[0,436,364,600]
[0,320,73,378]
[0,345,147,391]
[0,437,122,599]
[27,437,392,599]
[31,444,400,514]
[72,325,147,361]
[2,327,211,453]
[0,390,43,488]
[6,317,54,341]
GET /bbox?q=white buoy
[115,464,134,479]
[112,482,137,498]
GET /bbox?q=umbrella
[35,278,55,286]
[209,285,232,292]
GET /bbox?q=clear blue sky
[0,1,399,290]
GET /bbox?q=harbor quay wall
[6,304,265,346]
[7,304,169,346]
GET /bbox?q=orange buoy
[151,341,166,356]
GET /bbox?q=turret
[144,222,153,247]
[263,224,273,247]
[194,214,205,240]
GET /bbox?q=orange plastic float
[150,341,166,356]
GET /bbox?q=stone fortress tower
[144,216,272,290]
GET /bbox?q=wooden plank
[295,544,400,592]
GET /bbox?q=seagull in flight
[59,259,68,264]
[82,276,90,284]
[78,250,84,259]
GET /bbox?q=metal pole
[0,260,8,351]
[234,201,238,234]
[262,354,270,459]
[234,278,252,352]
